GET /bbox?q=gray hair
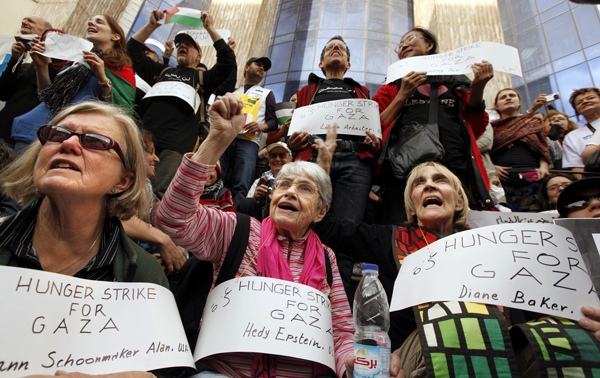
[275,161,332,209]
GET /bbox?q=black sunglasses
[566,194,600,210]
[36,125,126,166]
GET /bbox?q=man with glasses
[556,177,600,218]
[127,9,235,198]
[564,88,600,176]
[288,36,374,301]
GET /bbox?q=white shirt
[562,124,595,168]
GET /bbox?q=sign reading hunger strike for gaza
[195,277,336,371]
[289,99,381,138]
[390,224,600,320]
[0,266,194,377]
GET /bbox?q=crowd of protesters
[0,10,600,378]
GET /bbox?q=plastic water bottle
[353,264,391,378]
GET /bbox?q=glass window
[517,26,551,71]
[297,3,321,32]
[269,42,293,75]
[572,5,600,48]
[265,82,286,103]
[276,7,300,36]
[535,0,565,13]
[344,0,367,31]
[543,12,581,60]
[539,2,569,22]
[498,0,514,31]
[368,3,389,35]
[391,4,413,38]
[365,39,389,75]
[320,2,343,30]
[510,0,538,25]
[587,57,600,89]
[554,63,593,117]
[345,38,365,73]
[289,39,315,72]
[552,51,585,72]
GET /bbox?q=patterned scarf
[491,115,551,163]
[200,179,224,200]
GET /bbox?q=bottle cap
[361,263,379,272]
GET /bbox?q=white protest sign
[179,29,231,47]
[0,266,195,377]
[143,81,200,113]
[289,99,381,138]
[386,42,522,84]
[467,210,557,229]
[390,224,600,320]
[40,33,93,64]
[194,277,335,371]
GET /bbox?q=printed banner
[0,266,194,377]
[194,277,336,371]
[179,29,231,46]
[40,33,93,64]
[386,41,523,84]
[554,218,600,300]
[274,102,296,127]
[467,210,558,228]
[390,224,600,320]
[289,99,381,138]
[143,81,200,113]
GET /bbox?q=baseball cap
[267,142,291,156]
[556,177,600,217]
[174,32,201,52]
[246,57,271,71]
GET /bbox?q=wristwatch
[99,79,112,88]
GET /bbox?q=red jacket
[294,73,373,162]
[372,79,493,208]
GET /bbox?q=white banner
[0,266,194,377]
[467,210,558,229]
[143,81,200,113]
[386,41,523,84]
[195,277,336,371]
[179,29,231,47]
[40,33,93,64]
[390,224,600,320]
[289,99,381,138]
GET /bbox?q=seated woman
[11,14,135,154]
[238,142,292,220]
[155,94,375,378]
[537,172,577,213]
[121,129,187,275]
[491,89,551,212]
[0,101,167,376]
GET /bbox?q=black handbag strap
[215,213,251,286]
[428,84,440,139]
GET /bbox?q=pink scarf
[251,217,330,378]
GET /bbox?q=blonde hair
[404,161,469,230]
[0,101,149,220]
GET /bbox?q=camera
[545,92,560,102]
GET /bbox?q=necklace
[56,231,102,274]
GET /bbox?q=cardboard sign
[554,218,600,300]
[179,29,231,46]
[40,33,93,64]
[390,224,600,320]
[289,99,381,138]
[143,81,200,113]
[194,277,336,371]
[0,266,194,377]
[386,42,523,84]
[468,210,558,228]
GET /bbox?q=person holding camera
[0,15,53,147]
[490,89,551,212]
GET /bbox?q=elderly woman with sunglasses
[373,27,495,225]
[0,101,167,291]
[155,94,395,378]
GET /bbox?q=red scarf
[252,217,330,378]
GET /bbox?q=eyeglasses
[566,194,600,210]
[547,182,571,192]
[549,117,567,122]
[395,34,427,53]
[273,179,318,196]
[325,42,347,51]
[37,125,126,166]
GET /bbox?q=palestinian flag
[274,102,296,126]
[165,6,204,28]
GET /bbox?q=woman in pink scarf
[157,94,403,378]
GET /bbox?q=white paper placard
[143,81,200,113]
[0,266,194,377]
[40,33,93,64]
[390,224,600,320]
[467,210,557,228]
[179,29,231,47]
[386,41,523,84]
[289,99,381,138]
[194,277,336,371]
